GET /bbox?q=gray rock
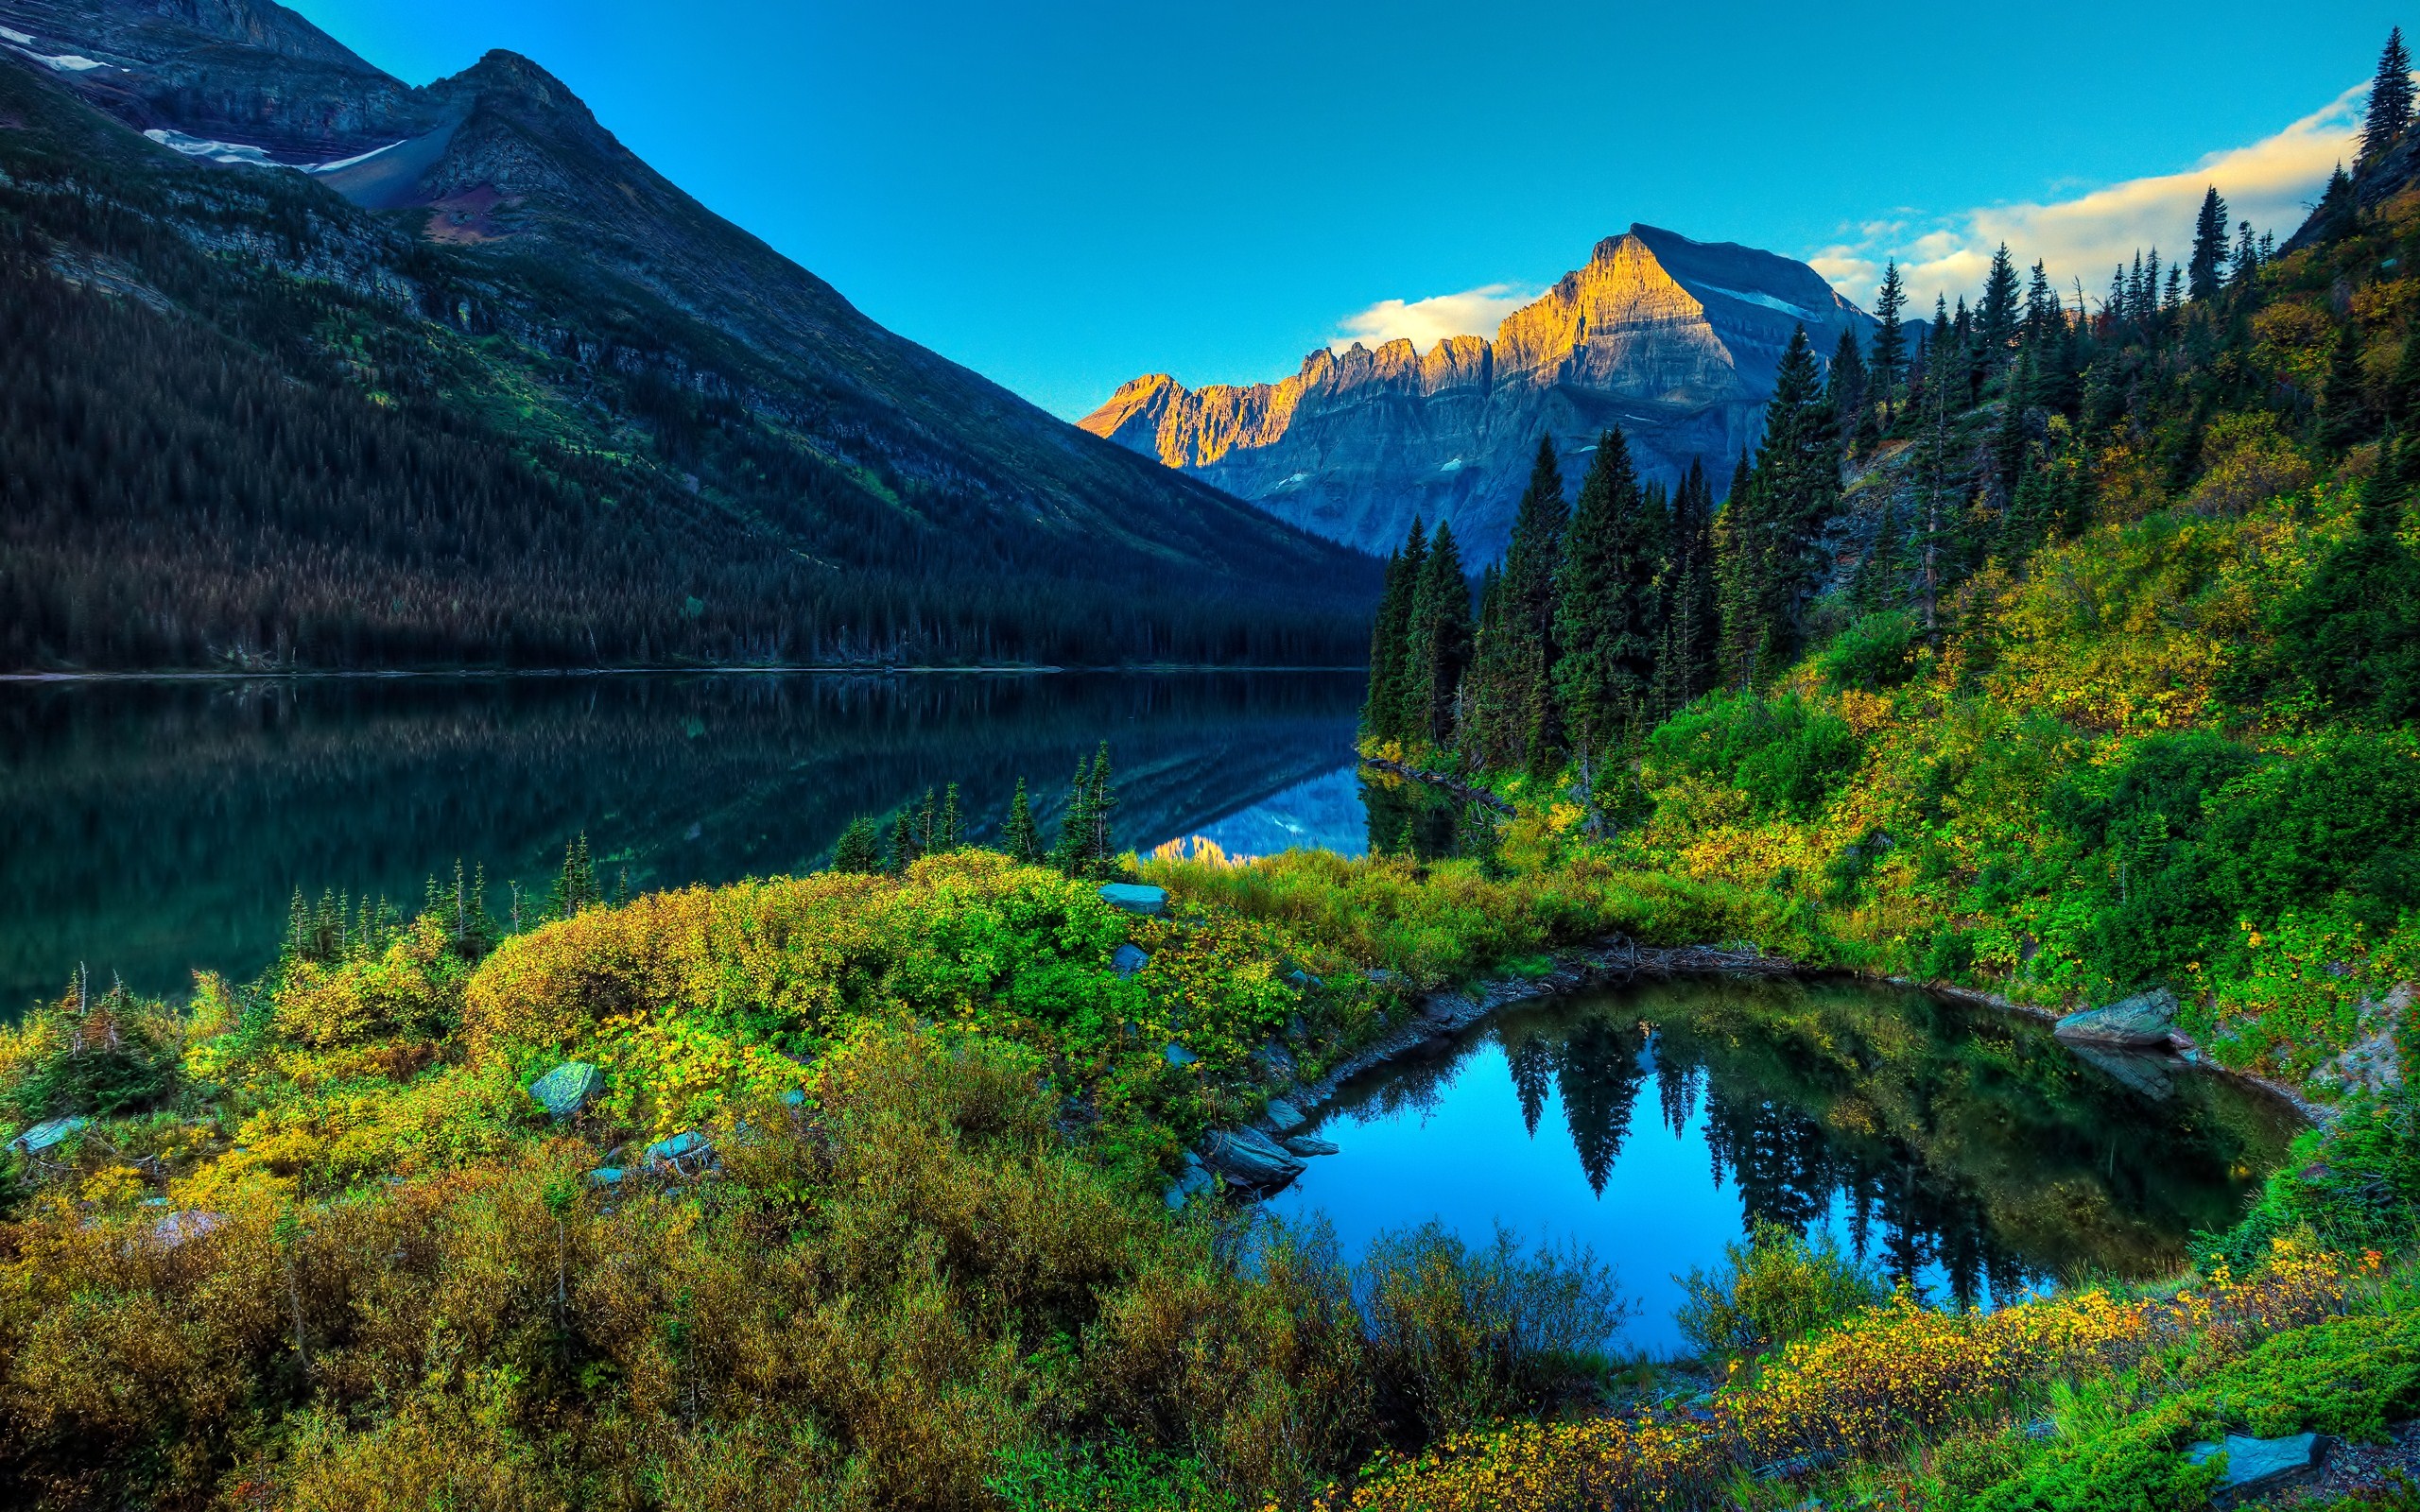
[1264,1098,1306,1133]
[1111,943,1150,978]
[1285,969,1323,990]
[1163,1043,1199,1068]
[1163,1153,1217,1211]
[642,1130,715,1171]
[1365,969,1401,987]
[527,1062,604,1119]
[151,1210,227,1248]
[1201,1126,1305,1192]
[586,1166,626,1187]
[2185,1432,2331,1507]
[1253,1040,1297,1077]
[1098,883,1167,917]
[1282,1134,1340,1157]
[2054,988,2179,1047]
[10,1115,89,1155]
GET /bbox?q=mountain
[0,0,1378,670]
[1080,226,1873,560]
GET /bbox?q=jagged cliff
[1082,226,1872,559]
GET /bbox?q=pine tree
[1002,777,1042,864]
[939,782,963,850]
[2390,334,2420,431]
[1050,750,1095,873]
[1977,244,2021,370]
[1738,327,1841,674]
[2231,219,2261,290]
[2316,164,2361,245]
[1850,494,1909,614]
[831,816,883,873]
[2319,319,2373,455]
[1870,261,1908,413]
[1083,743,1118,868]
[2188,186,2230,301]
[1992,353,2035,496]
[1826,328,1868,454]
[1399,519,1475,745]
[1655,457,1721,710]
[1362,519,1427,742]
[915,787,938,855]
[1489,438,1569,773]
[1554,428,1659,785]
[1715,452,1761,687]
[547,833,599,919]
[889,811,920,873]
[2364,26,2416,168]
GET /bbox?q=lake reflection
[1271,975,2301,1356]
[0,672,1371,1013]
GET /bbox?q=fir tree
[2317,164,2360,245]
[547,833,599,920]
[2364,26,2416,167]
[1870,261,1908,412]
[1827,327,1868,453]
[889,811,920,873]
[831,816,883,873]
[1399,520,1475,745]
[2231,219,2261,290]
[1002,777,1042,864]
[1362,519,1427,742]
[1655,457,1721,711]
[1050,750,1095,873]
[1715,452,1761,687]
[1851,495,1909,614]
[1732,327,1842,677]
[1083,742,1118,868]
[1554,428,1659,789]
[2188,186,2230,301]
[939,782,963,850]
[1977,244,2021,370]
[1488,438,1569,773]
[915,787,938,855]
[2319,319,2373,455]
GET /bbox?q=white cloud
[1327,283,1537,354]
[1814,81,2369,314]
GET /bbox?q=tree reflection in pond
[1271,974,2299,1354]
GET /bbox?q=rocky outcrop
[2053,988,2180,1047]
[1081,227,1874,560]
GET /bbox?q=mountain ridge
[1081,226,1872,559]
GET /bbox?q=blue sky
[290,1,2406,418]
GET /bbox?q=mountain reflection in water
[1272,975,2299,1355]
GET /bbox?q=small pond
[1270,974,2304,1356]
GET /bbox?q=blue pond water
[1270,976,2299,1356]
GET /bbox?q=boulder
[586,1166,626,1187]
[643,1130,715,1171]
[1264,1097,1306,1133]
[2185,1432,2331,1507]
[1201,1126,1305,1192]
[1282,1133,1340,1157]
[151,1211,227,1248]
[2054,988,2179,1048]
[1163,1043,1199,1069]
[1111,944,1150,978]
[1098,883,1167,917]
[527,1062,604,1119]
[9,1115,88,1155]
[1285,969,1323,990]
[1163,1153,1217,1210]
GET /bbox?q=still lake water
[1270,976,2301,1356]
[0,671,1376,1013]
[2,673,2298,1349]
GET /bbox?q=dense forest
[0,60,1377,670]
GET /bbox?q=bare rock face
[1080,226,1874,560]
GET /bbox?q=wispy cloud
[1328,283,1538,354]
[1812,81,2368,313]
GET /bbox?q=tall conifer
[2364,27,2415,167]
[1870,262,1908,412]
[1400,521,1475,745]
[2189,187,2230,301]
[1554,429,1659,766]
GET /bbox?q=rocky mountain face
[0,0,1375,667]
[1082,227,1872,560]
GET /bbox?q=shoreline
[0,663,1371,684]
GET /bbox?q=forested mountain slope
[0,1,1378,669]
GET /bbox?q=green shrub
[1647,694,1863,821]
[1817,610,1922,691]
[1673,1218,1892,1362]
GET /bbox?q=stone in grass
[1111,944,1150,978]
[1201,1125,1305,1192]
[2054,988,2179,1048]
[1163,1042,1199,1069]
[9,1115,88,1155]
[2185,1433,2331,1508]
[1163,1153,1217,1211]
[527,1062,605,1119]
[587,1167,626,1188]
[643,1130,715,1170]
[1264,1097,1306,1133]
[1098,883,1167,917]
[151,1211,228,1248]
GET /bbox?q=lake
[1270,975,2302,1356]
[0,671,1380,1014]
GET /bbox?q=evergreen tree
[1467,438,1567,771]
[2268,461,2420,721]
[1827,328,1869,453]
[888,810,920,872]
[2317,165,2360,245]
[1992,354,2034,496]
[1083,743,1118,868]
[2364,26,2416,167]
[1851,494,1910,614]
[1870,261,1908,412]
[1003,777,1042,864]
[1399,519,1475,745]
[2319,319,2373,455]
[2231,219,2261,289]
[1715,452,1761,687]
[2390,334,2420,431]
[831,816,884,873]
[1977,244,2021,370]
[915,787,939,855]
[939,782,963,851]
[1362,519,1428,742]
[1656,457,1722,710]
[547,833,600,919]
[1737,327,1842,676]
[1049,750,1095,873]
[2188,186,2230,301]
[1554,428,1660,773]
